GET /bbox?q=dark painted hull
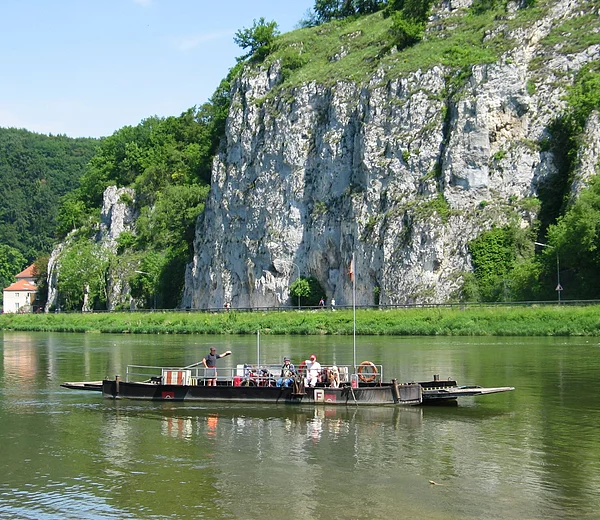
[101,379,424,406]
[62,378,514,406]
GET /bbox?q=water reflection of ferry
[119,402,425,441]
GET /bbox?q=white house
[3,264,38,313]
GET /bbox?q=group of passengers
[277,354,320,388]
[202,348,338,388]
[277,354,339,388]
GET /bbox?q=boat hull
[101,379,424,406]
[62,376,514,407]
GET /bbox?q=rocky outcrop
[44,240,67,313]
[96,185,137,248]
[182,0,599,309]
[570,111,600,200]
[45,186,137,312]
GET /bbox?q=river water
[0,331,599,519]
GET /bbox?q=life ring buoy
[357,361,378,383]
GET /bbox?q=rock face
[45,186,137,312]
[97,186,138,311]
[570,111,600,200]
[44,240,67,313]
[97,185,137,249]
[180,0,599,309]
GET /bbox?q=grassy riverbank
[1,305,600,336]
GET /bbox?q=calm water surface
[1,332,599,519]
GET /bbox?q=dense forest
[0,129,99,298]
[2,0,600,310]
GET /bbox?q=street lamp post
[134,270,157,310]
[535,242,562,304]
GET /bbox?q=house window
[15,293,19,298]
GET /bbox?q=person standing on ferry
[202,347,231,386]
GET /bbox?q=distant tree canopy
[0,128,100,261]
[299,0,436,26]
[300,0,536,28]
[234,18,280,62]
[301,0,385,26]
[0,245,27,304]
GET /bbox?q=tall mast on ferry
[350,252,356,372]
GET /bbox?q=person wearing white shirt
[305,354,321,387]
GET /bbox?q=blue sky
[0,0,314,138]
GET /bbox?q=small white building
[3,265,38,313]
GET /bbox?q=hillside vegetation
[48,71,235,311]
[266,0,600,88]
[0,128,99,260]
[0,128,99,300]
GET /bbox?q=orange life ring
[357,361,378,383]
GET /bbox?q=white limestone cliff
[45,186,137,312]
[182,0,599,310]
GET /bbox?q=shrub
[289,276,327,307]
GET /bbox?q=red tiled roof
[4,279,37,292]
[16,264,37,279]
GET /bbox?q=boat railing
[125,364,283,386]
[126,364,164,383]
[351,363,383,384]
[126,364,241,386]
[125,362,384,386]
[319,364,383,385]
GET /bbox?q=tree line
[0,129,100,301]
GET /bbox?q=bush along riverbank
[1,305,600,336]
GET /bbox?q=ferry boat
[61,360,514,406]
